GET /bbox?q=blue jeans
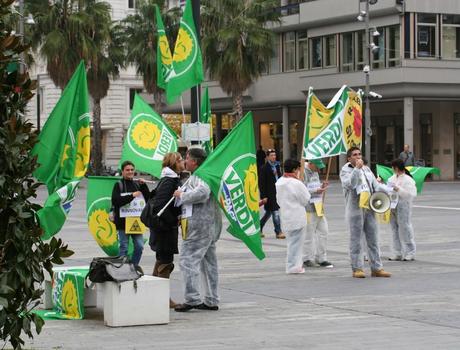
[118,229,144,266]
[260,209,281,235]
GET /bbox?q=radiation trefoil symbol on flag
[128,113,175,161]
[219,154,260,236]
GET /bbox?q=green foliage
[0,1,74,348]
[201,0,281,118]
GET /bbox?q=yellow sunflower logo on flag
[88,209,117,248]
[131,120,161,150]
[159,35,173,65]
[62,279,80,319]
[243,164,260,212]
[173,28,194,63]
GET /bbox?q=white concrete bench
[44,268,169,327]
[102,275,169,327]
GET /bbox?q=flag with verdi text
[200,86,213,155]
[165,0,204,104]
[155,4,173,90]
[376,164,441,194]
[303,85,362,160]
[120,94,178,178]
[32,61,90,239]
[194,112,265,260]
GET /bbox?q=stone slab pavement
[22,180,460,350]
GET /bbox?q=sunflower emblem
[74,126,91,177]
[243,164,260,212]
[131,120,161,150]
[60,144,71,167]
[173,28,194,63]
[159,35,173,65]
[88,209,117,248]
[62,279,80,319]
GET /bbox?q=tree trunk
[233,92,243,122]
[92,99,103,175]
[153,90,164,115]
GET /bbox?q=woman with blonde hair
[148,152,185,308]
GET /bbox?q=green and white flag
[32,61,90,239]
[200,86,213,155]
[34,267,88,320]
[194,112,265,260]
[155,4,173,90]
[86,176,122,257]
[376,164,441,194]
[166,0,204,104]
[303,85,362,160]
[120,94,178,178]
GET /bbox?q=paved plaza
[24,180,460,350]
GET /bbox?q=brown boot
[352,269,366,278]
[157,263,174,278]
[152,261,160,276]
[169,299,178,309]
[371,269,391,277]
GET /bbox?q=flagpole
[300,87,313,181]
[190,0,201,144]
[180,96,186,123]
[156,177,191,217]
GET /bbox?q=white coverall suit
[340,163,386,272]
[388,173,417,260]
[179,175,222,307]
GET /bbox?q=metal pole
[364,0,372,163]
[19,0,25,74]
[37,74,41,131]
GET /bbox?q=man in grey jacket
[173,148,222,312]
[340,147,391,278]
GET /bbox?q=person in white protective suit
[387,158,417,261]
[339,147,392,278]
[302,159,333,268]
[275,159,311,274]
[173,148,222,312]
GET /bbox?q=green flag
[194,112,265,260]
[200,86,213,155]
[120,94,178,178]
[303,86,362,160]
[32,61,90,239]
[155,4,173,90]
[34,267,88,320]
[86,176,121,257]
[166,0,204,104]
[376,164,441,194]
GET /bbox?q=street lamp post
[18,0,25,74]
[364,0,371,162]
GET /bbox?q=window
[128,0,136,9]
[387,25,401,67]
[417,13,437,58]
[297,31,308,70]
[283,31,296,71]
[355,30,366,71]
[270,34,281,73]
[442,14,460,59]
[129,88,143,109]
[310,37,322,68]
[324,35,336,67]
[372,27,385,69]
[341,32,354,72]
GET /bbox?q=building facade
[27,0,460,179]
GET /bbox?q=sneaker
[174,303,197,312]
[319,261,334,268]
[196,303,219,311]
[388,255,402,261]
[276,233,286,239]
[403,256,415,261]
[303,260,318,268]
[287,267,305,274]
[371,269,391,277]
[352,269,366,278]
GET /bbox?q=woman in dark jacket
[149,152,184,308]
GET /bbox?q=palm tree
[31,0,124,175]
[123,0,180,115]
[201,0,281,120]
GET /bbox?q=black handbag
[87,256,143,283]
